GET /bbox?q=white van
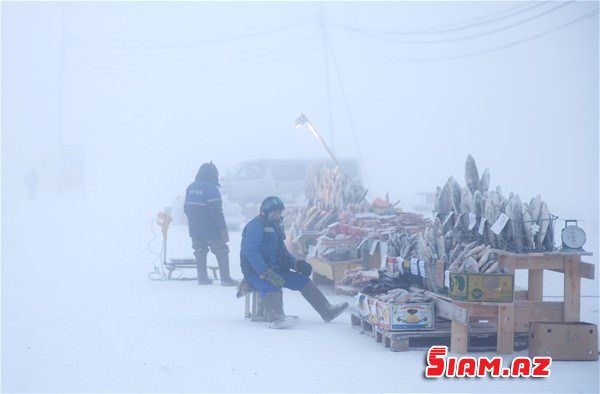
[221,158,362,216]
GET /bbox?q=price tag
[410,258,418,276]
[491,213,510,235]
[418,260,426,278]
[478,218,487,235]
[398,257,405,275]
[444,270,450,288]
[468,213,477,230]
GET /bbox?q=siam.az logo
[425,346,551,378]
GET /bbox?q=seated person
[240,196,348,329]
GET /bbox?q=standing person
[240,196,348,329]
[184,162,238,286]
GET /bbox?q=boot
[301,280,348,322]
[214,249,238,287]
[195,255,212,285]
[261,290,300,329]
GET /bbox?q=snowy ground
[2,199,599,393]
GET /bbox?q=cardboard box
[529,322,598,361]
[375,301,434,331]
[449,273,514,302]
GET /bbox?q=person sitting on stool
[240,196,348,328]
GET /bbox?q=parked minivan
[221,158,362,216]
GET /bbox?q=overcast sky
[2,2,598,266]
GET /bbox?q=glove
[220,228,229,243]
[260,269,285,288]
[295,260,313,277]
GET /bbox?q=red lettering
[446,357,457,377]
[511,357,532,377]
[425,346,447,378]
[477,357,503,377]
[457,357,477,377]
[531,357,552,377]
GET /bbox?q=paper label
[468,213,477,230]
[410,258,419,276]
[491,212,510,235]
[379,241,388,269]
[418,260,426,278]
[444,270,450,288]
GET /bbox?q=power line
[333,9,597,63]
[331,1,549,36]
[414,8,598,62]
[332,1,574,45]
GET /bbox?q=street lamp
[294,113,339,167]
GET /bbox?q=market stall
[291,156,597,357]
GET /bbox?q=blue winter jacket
[240,216,296,277]
[184,179,227,240]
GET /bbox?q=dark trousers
[192,238,231,280]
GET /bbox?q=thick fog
[2,1,599,393]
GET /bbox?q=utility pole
[318,4,335,154]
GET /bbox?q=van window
[272,162,307,181]
[234,162,266,180]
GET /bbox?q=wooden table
[429,250,595,354]
[493,249,594,322]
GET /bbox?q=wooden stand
[495,249,594,323]
[307,257,364,285]
[431,250,594,354]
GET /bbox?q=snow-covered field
[2,199,598,393]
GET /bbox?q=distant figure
[184,162,238,286]
[24,166,39,200]
[240,196,348,329]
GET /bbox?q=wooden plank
[528,269,543,301]
[549,261,595,280]
[455,301,501,317]
[579,261,595,279]
[500,255,565,271]
[564,255,581,322]
[514,301,564,332]
[497,303,515,354]
[490,249,592,257]
[433,297,469,325]
[451,321,468,354]
[498,254,513,273]
[514,289,529,301]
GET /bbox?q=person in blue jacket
[184,162,238,286]
[241,196,348,328]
